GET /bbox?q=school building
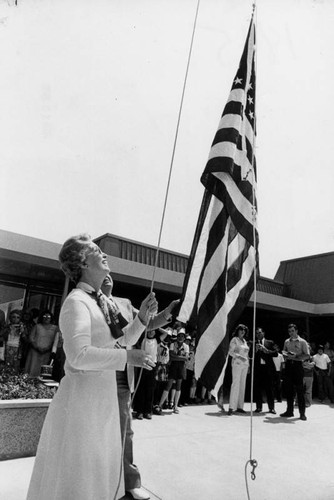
[1,228,334,347]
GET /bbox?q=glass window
[0,283,26,323]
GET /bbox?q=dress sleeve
[228,338,237,358]
[60,297,127,371]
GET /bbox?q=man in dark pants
[102,275,179,500]
[252,327,278,414]
[280,324,310,421]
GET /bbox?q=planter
[0,399,51,460]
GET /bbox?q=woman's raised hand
[138,292,158,325]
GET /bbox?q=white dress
[26,286,130,500]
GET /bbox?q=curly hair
[232,324,249,338]
[58,233,93,284]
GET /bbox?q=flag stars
[248,110,254,120]
[247,95,253,104]
[234,77,243,85]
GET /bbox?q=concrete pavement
[1,401,334,500]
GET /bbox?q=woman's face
[10,313,21,325]
[42,313,52,324]
[84,244,110,277]
[237,328,246,339]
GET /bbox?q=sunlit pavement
[1,401,334,500]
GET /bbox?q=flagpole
[245,2,259,499]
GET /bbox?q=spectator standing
[302,356,315,407]
[133,329,167,420]
[155,328,189,414]
[153,331,171,409]
[20,310,34,369]
[324,341,334,388]
[272,343,284,403]
[182,338,197,405]
[3,309,28,373]
[0,309,6,364]
[227,324,250,415]
[313,345,334,403]
[52,330,66,382]
[280,324,310,421]
[24,310,59,378]
[252,327,278,414]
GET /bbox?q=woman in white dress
[227,324,250,416]
[26,234,157,500]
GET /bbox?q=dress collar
[76,281,97,294]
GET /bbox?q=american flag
[178,12,258,396]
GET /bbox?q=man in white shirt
[280,324,310,420]
[313,345,334,403]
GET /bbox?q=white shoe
[128,487,150,500]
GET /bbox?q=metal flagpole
[244,3,259,500]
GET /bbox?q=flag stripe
[195,245,256,378]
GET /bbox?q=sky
[0,0,334,279]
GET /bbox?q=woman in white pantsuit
[26,234,157,500]
[228,324,250,415]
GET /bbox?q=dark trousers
[116,370,141,490]
[284,361,305,416]
[254,364,275,410]
[273,371,282,402]
[132,367,156,415]
[315,369,334,401]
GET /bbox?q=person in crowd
[252,327,278,414]
[153,331,171,411]
[26,233,158,500]
[227,324,250,416]
[272,343,284,403]
[51,330,66,382]
[20,309,34,369]
[101,274,179,500]
[312,345,334,403]
[155,328,189,414]
[302,355,315,407]
[24,310,60,378]
[133,329,168,420]
[2,309,28,373]
[180,337,197,405]
[0,308,7,364]
[196,380,215,404]
[324,341,334,388]
[309,341,317,356]
[280,323,310,421]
